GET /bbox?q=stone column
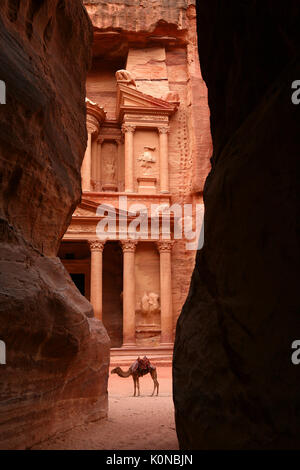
[121,240,138,346]
[82,114,100,192]
[89,240,105,321]
[122,124,136,193]
[82,131,92,192]
[91,138,99,189]
[96,138,104,191]
[115,138,122,192]
[157,240,174,345]
[158,126,170,193]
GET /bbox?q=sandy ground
[33,366,178,450]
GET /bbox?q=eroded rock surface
[0,0,109,449]
[173,1,300,449]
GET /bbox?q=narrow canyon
[0,0,299,451]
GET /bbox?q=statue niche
[101,141,118,191]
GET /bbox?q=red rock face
[0,1,109,449]
[85,0,192,35]
[173,1,300,449]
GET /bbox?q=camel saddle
[130,356,155,376]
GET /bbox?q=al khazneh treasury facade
[59,0,212,359]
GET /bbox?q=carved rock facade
[60,0,212,358]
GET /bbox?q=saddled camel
[111,358,159,397]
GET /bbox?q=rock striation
[0,0,110,449]
[173,0,300,449]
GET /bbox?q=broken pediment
[72,199,100,218]
[73,198,138,220]
[116,82,179,122]
[73,199,120,218]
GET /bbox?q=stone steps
[110,345,173,367]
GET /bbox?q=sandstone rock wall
[173,1,300,449]
[84,0,194,33]
[0,0,110,449]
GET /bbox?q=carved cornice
[156,240,174,252]
[122,123,136,134]
[158,126,170,134]
[89,240,106,252]
[120,240,138,252]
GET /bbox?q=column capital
[122,123,136,134]
[87,113,101,137]
[89,240,105,252]
[156,240,174,253]
[158,126,170,135]
[97,137,105,145]
[86,99,106,136]
[121,240,138,253]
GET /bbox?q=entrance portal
[58,240,91,301]
[70,273,85,297]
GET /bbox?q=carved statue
[105,158,116,183]
[102,142,117,184]
[141,292,149,312]
[138,292,160,315]
[148,292,160,313]
[138,146,156,172]
[115,69,136,87]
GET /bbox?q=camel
[111,358,159,397]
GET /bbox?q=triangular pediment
[72,197,140,219]
[72,201,98,217]
[116,83,178,121]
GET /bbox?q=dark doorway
[70,273,85,297]
[102,241,123,348]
